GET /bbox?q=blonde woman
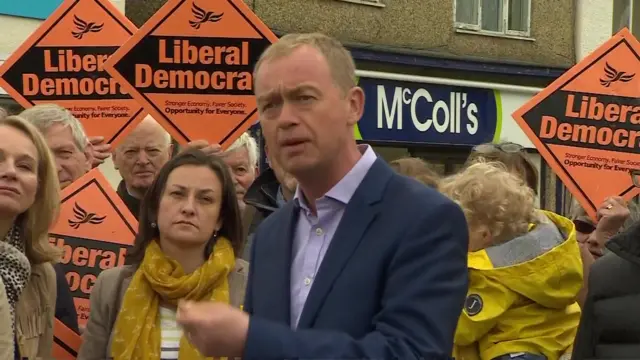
[389,157,441,188]
[440,162,582,360]
[0,115,61,359]
[78,149,245,360]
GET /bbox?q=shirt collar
[294,144,377,211]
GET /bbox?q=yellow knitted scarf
[110,237,235,360]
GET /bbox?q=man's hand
[584,196,631,259]
[176,300,249,357]
[181,140,222,157]
[595,196,629,238]
[88,136,111,168]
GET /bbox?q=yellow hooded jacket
[453,211,583,360]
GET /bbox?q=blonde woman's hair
[0,115,61,264]
[439,161,536,245]
[466,141,539,195]
[254,33,356,94]
[389,157,441,188]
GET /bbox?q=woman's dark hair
[125,148,243,265]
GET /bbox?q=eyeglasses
[472,142,524,154]
[573,219,596,234]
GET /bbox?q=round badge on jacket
[464,294,483,316]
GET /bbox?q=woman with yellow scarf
[77,148,245,360]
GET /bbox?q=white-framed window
[454,0,532,38]
[613,0,640,38]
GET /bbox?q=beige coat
[0,277,13,359]
[77,259,248,360]
[15,263,57,360]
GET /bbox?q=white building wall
[575,0,615,61]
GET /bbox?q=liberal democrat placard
[0,0,145,146]
[53,319,83,359]
[512,28,640,220]
[49,168,137,329]
[104,0,278,148]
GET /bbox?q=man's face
[255,45,363,177]
[43,123,91,189]
[113,121,172,196]
[222,147,256,210]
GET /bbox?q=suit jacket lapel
[297,159,392,328]
[259,202,297,324]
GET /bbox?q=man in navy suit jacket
[176,33,469,360]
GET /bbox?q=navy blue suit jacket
[243,158,469,359]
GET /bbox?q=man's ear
[168,143,174,159]
[346,86,365,126]
[112,151,119,170]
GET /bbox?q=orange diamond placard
[104,0,278,148]
[512,28,640,220]
[0,0,145,146]
[49,168,137,329]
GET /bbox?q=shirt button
[315,228,323,236]
[304,277,312,286]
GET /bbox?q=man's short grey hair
[226,132,259,172]
[20,104,88,151]
[0,107,7,119]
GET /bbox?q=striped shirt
[159,306,183,359]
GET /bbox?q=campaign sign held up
[512,28,640,220]
[49,169,137,329]
[105,0,278,148]
[0,0,144,146]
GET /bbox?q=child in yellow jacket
[439,162,583,360]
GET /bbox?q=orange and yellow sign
[49,168,137,329]
[104,0,278,147]
[512,28,640,220]
[0,0,144,146]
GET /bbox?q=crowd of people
[0,32,637,359]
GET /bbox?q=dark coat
[241,168,282,259]
[116,181,140,220]
[243,158,469,359]
[572,221,640,359]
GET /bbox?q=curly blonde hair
[439,161,536,245]
[389,157,440,188]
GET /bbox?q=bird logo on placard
[600,62,635,87]
[71,15,104,39]
[68,202,106,229]
[189,2,224,29]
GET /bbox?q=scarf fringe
[16,305,45,339]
